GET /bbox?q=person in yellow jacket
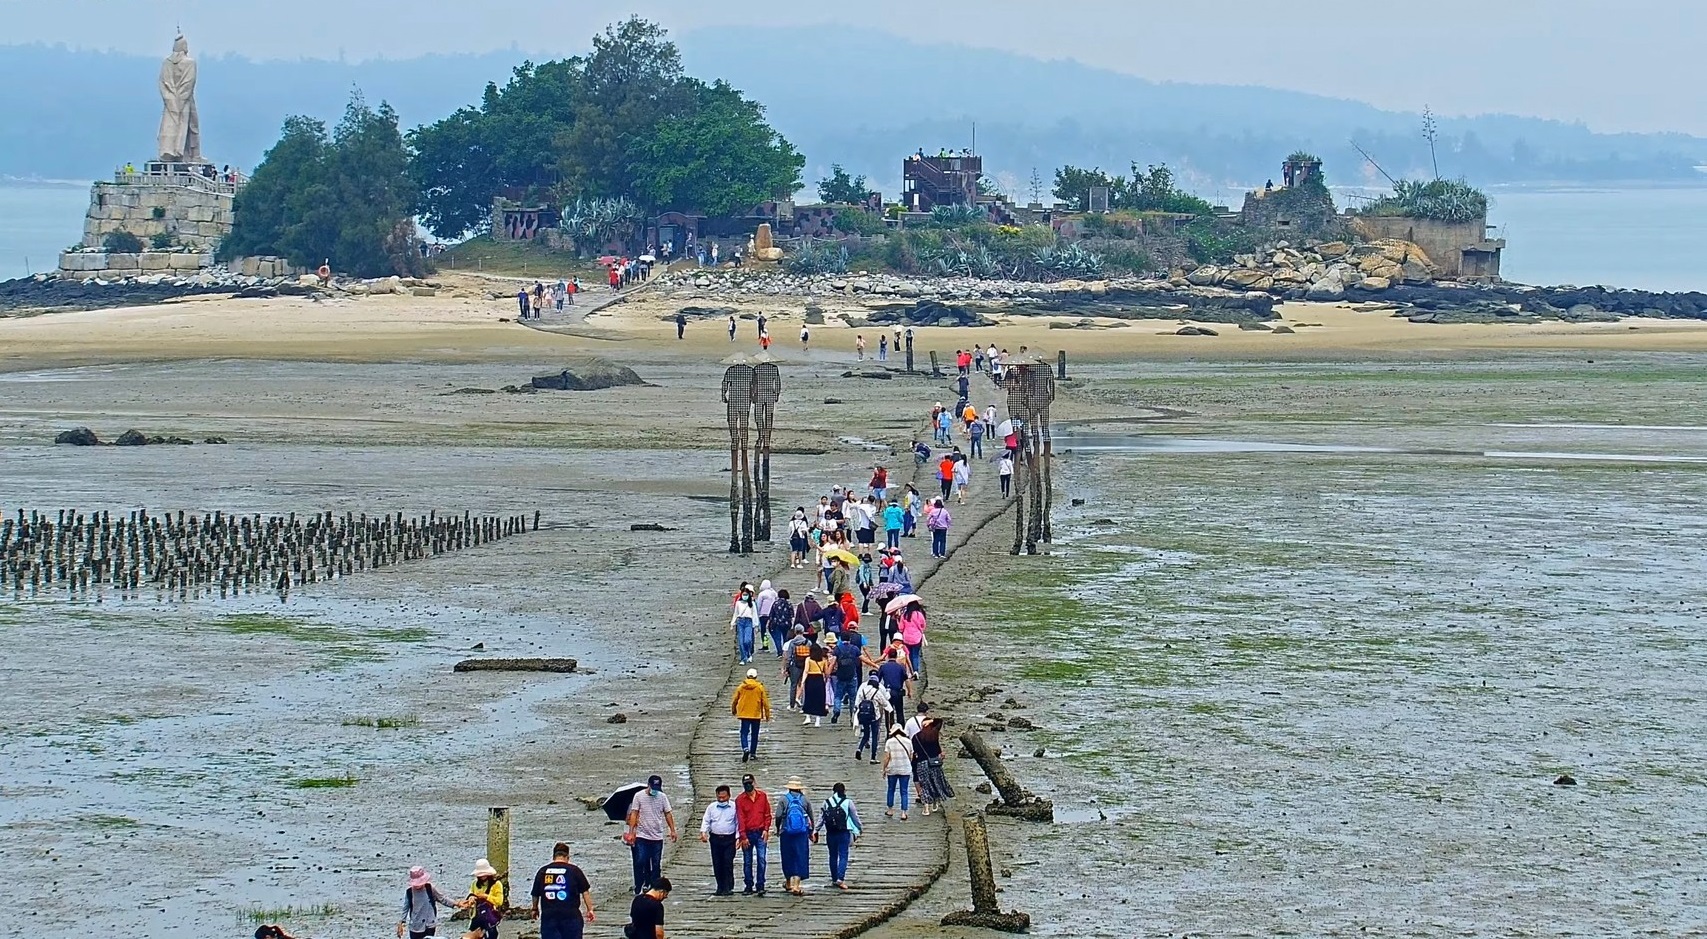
[731,668,773,763]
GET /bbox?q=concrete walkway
[658,459,1014,939]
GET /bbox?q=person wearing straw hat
[773,776,814,895]
[397,866,456,939]
[458,859,505,939]
[882,726,916,820]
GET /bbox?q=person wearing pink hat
[397,866,455,939]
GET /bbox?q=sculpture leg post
[739,413,754,555]
[727,418,742,554]
[754,405,773,541]
[1011,451,1026,556]
[1039,411,1054,544]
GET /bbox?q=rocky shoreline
[6,259,1705,326]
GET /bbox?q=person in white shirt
[699,785,742,896]
[998,452,1015,498]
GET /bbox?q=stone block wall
[58,250,215,277]
[1349,215,1498,279]
[79,180,235,252]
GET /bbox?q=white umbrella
[995,419,1015,438]
[883,593,924,615]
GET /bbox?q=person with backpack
[787,509,810,570]
[396,866,455,939]
[882,727,916,820]
[830,627,864,724]
[730,668,772,762]
[773,777,814,895]
[767,589,793,658]
[781,625,810,710]
[911,718,956,817]
[816,781,864,890]
[853,673,891,762]
[529,842,594,939]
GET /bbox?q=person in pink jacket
[896,602,927,673]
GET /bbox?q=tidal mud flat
[873,355,1707,938]
[4,347,1706,938]
[0,356,934,939]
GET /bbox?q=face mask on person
[742,780,755,793]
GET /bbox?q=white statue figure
[157,35,202,162]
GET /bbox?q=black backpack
[856,694,877,725]
[822,797,849,834]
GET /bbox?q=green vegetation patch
[341,715,420,729]
[293,774,359,789]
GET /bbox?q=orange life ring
[316,264,331,279]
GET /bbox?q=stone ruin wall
[1348,215,1491,279]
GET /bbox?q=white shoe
[814,718,822,727]
[802,717,813,726]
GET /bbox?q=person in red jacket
[735,775,773,896]
[938,456,955,500]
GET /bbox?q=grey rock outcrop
[530,359,649,391]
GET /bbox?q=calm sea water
[4,180,1706,291]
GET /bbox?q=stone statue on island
[157,35,202,163]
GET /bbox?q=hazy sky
[7,0,1703,135]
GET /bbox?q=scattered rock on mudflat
[606,713,629,724]
[1554,774,1578,786]
[54,427,101,446]
[531,359,648,391]
[114,429,151,447]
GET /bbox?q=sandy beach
[7,272,1707,374]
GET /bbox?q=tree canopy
[1052,163,1213,215]
[408,16,802,236]
[222,94,423,277]
[816,164,870,204]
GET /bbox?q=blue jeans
[906,642,922,673]
[873,487,887,502]
[886,528,900,549]
[826,831,852,883]
[539,915,583,939]
[903,512,915,536]
[970,436,983,458]
[857,719,881,758]
[632,838,663,893]
[931,529,947,556]
[740,718,761,755]
[886,774,911,811]
[831,676,856,722]
[742,829,768,890]
[768,617,787,655]
[736,617,755,661]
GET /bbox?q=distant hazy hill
[5,30,1704,194]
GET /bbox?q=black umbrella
[602,782,648,821]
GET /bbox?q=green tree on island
[409,16,802,236]
[222,94,423,277]
[1052,163,1213,215]
[816,164,870,204]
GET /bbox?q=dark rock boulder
[530,359,648,391]
[204,436,229,444]
[114,429,151,447]
[54,427,101,446]
[865,299,996,328]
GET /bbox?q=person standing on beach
[625,878,670,939]
[856,334,866,360]
[774,777,814,895]
[624,775,678,895]
[854,673,891,761]
[937,455,955,501]
[516,288,530,319]
[878,334,888,361]
[953,456,971,504]
[731,668,772,762]
[727,314,737,342]
[800,324,811,351]
[870,465,888,502]
[529,842,594,939]
[902,485,922,538]
[998,451,1014,498]
[969,416,985,459]
[788,510,811,570]
[757,313,768,338]
[735,774,771,895]
[926,498,952,559]
[882,500,904,551]
[699,785,741,895]
[817,782,863,890]
[675,312,686,339]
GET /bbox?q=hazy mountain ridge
[4,29,1703,194]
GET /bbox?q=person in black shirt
[531,842,594,939]
[626,877,670,939]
